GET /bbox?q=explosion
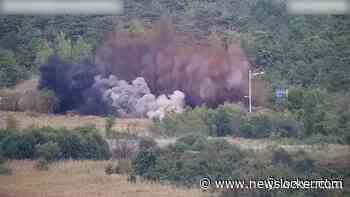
[39,17,252,118]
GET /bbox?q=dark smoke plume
[39,18,253,116]
[39,55,107,115]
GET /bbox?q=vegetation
[155,102,349,144]
[0,1,349,196]
[0,126,110,160]
[0,160,205,197]
[131,136,349,197]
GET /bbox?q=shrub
[0,126,110,160]
[156,106,211,136]
[206,103,246,136]
[154,104,246,137]
[132,137,245,185]
[0,153,11,175]
[271,147,292,165]
[36,141,60,161]
[271,111,301,138]
[240,111,273,138]
[138,137,157,150]
[132,146,160,178]
[0,129,12,142]
[105,115,115,138]
[0,48,21,88]
[0,164,11,175]
[105,163,114,175]
[35,158,49,171]
[287,86,305,113]
[58,126,110,160]
[0,132,36,159]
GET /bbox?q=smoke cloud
[94,75,185,119]
[95,17,250,107]
[39,17,252,118]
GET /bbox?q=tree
[0,48,21,87]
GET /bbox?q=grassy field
[0,160,208,197]
[0,111,152,136]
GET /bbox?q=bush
[0,48,22,88]
[35,158,49,171]
[105,163,114,175]
[0,153,11,175]
[0,164,11,175]
[0,126,110,160]
[132,137,245,185]
[271,111,301,138]
[138,137,157,150]
[154,103,246,137]
[105,115,115,138]
[36,141,60,161]
[155,106,211,137]
[132,146,160,179]
[240,111,273,138]
[0,132,36,159]
[206,103,245,136]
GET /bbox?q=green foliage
[0,132,36,159]
[0,126,110,160]
[132,137,245,184]
[240,111,273,138]
[105,115,115,138]
[132,147,160,179]
[55,32,73,62]
[54,32,92,63]
[72,36,92,63]
[36,141,60,161]
[58,126,110,160]
[0,48,22,88]
[154,104,246,137]
[156,107,210,136]
[35,39,54,65]
[206,103,246,136]
[270,111,301,138]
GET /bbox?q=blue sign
[276,88,287,104]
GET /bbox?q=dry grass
[0,160,208,197]
[0,111,152,136]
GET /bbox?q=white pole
[249,69,252,113]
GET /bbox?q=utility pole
[248,70,252,113]
[246,70,265,112]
